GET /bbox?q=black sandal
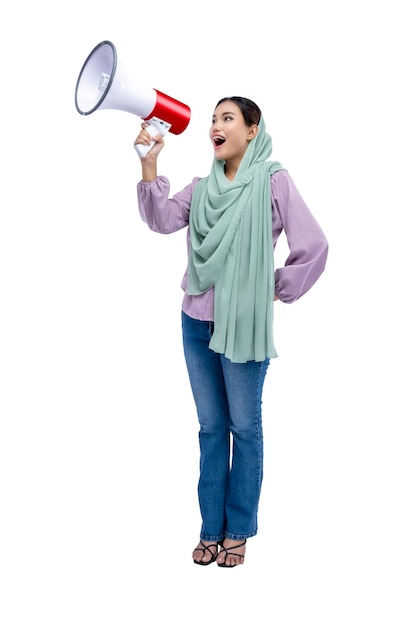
[217,539,247,568]
[193,541,219,566]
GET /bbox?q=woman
[135,97,328,567]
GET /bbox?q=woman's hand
[134,123,165,159]
[134,123,165,181]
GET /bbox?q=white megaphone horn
[74,40,191,156]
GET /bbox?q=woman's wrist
[141,161,158,181]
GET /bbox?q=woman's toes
[217,539,246,567]
[193,541,217,564]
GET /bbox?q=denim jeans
[181,311,270,542]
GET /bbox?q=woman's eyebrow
[213,111,236,120]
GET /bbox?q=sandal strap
[218,539,246,559]
[195,541,218,557]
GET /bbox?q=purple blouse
[137,170,328,321]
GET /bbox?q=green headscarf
[187,116,284,363]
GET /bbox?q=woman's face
[210,100,258,163]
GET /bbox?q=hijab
[187,116,284,363]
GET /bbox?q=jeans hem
[224,530,257,541]
[200,534,225,542]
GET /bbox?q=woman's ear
[247,124,258,141]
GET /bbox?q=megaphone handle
[134,117,171,158]
[135,140,156,157]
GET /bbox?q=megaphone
[74,40,191,156]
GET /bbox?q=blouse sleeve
[272,171,329,303]
[137,175,200,234]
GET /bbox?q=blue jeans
[181,311,270,542]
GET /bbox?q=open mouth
[213,136,226,147]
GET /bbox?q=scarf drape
[187,117,284,363]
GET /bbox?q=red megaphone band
[145,89,191,135]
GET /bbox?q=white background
[1,1,416,624]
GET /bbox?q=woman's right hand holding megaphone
[135,121,166,156]
[134,122,165,181]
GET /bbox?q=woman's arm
[137,176,199,234]
[271,171,329,303]
[135,123,200,234]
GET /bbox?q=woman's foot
[216,539,247,568]
[192,540,218,565]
